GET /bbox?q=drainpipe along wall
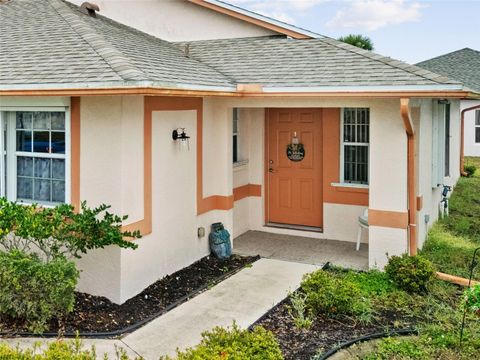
[460,104,480,176]
[400,98,417,255]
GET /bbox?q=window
[0,111,69,205]
[233,108,239,163]
[444,103,450,177]
[341,108,369,185]
[475,110,480,144]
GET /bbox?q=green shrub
[301,269,366,316]
[0,338,138,359]
[464,164,477,177]
[0,250,79,333]
[161,323,283,360]
[0,198,140,261]
[463,284,480,317]
[385,254,435,293]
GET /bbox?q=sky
[227,0,480,64]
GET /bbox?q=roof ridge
[317,37,461,87]
[48,0,148,81]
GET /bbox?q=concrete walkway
[1,258,317,359]
[234,231,369,270]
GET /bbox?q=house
[417,48,480,159]
[1,0,478,304]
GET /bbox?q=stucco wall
[462,100,480,157]
[77,96,234,303]
[73,95,463,302]
[69,0,276,42]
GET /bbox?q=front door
[266,108,323,228]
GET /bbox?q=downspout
[400,98,417,256]
[460,104,480,176]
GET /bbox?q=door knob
[269,168,274,173]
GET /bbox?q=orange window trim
[368,209,409,229]
[233,184,262,202]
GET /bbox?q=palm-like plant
[338,34,374,51]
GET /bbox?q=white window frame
[0,107,71,206]
[340,108,370,185]
[475,110,480,144]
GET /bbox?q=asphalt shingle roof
[0,0,234,88]
[177,37,460,88]
[0,0,466,92]
[416,48,480,93]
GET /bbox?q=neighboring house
[1,0,478,304]
[68,0,320,41]
[417,48,480,157]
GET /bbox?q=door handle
[269,168,274,173]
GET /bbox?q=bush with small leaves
[0,198,140,261]
[385,254,436,293]
[0,250,79,333]
[300,269,366,316]
[161,323,283,360]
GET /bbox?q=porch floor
[233,230,369,270]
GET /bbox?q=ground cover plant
[0,338,140,359]
[161,323,283,360]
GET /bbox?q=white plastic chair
[356,209,368,251]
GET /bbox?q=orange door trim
[368,209,409,229]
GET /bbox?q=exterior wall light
[172,128,190,150]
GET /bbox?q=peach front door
[266,109,323,228]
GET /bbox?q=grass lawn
[421,156,480,280]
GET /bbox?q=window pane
[52,180,65,202]
[33,131,50,153]
[51,112,65,130]
[34,179,51,202]
[476,110,480,126]
[51,132,65,154]
[52,159,65,180]
[17,157,34,177]
[233,135,238,163]
[34,158,51,178]
[344,145,368,184]
[17,177,33,200]
[16,130,32,152]
[33,112,49,130]
[16,112,32,129]
[476,127,480,144]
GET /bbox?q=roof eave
[0,82,471,98]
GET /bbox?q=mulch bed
[0,254,258,336]
[254,296,418,360]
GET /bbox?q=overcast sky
[228,0,480,64]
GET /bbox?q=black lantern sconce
[172,128,190,150]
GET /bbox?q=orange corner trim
[368,209,409,229]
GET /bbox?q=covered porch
[233,231,369,270]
